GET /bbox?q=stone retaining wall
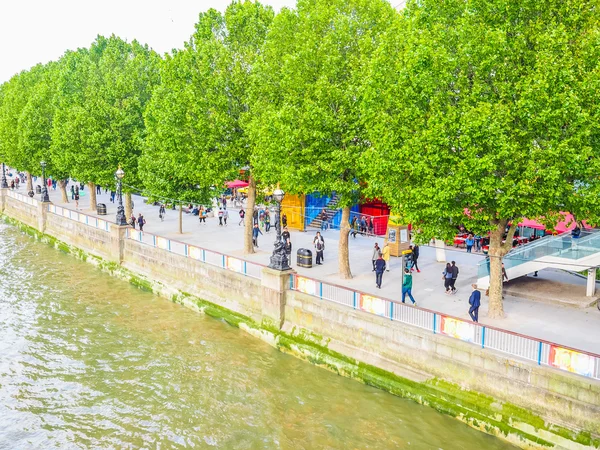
[2,190,599,450]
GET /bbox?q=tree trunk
[26,172,33,192]
[88,182,97,213]
[434,238,446,262]
[487,220,517,319]
[179,203,183,234]
[339,206,352,279]
[243,175,257,254]
[125,192,133,220]
[59,180,69,203]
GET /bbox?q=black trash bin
[35,185,41,194]
[297,248,312,268]
[97,203,107,215]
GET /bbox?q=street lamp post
[1,163,8,189]
[115,167,128,226]
[268,187,291,271]
[40,161,50,203]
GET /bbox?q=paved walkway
[35,185,600,354]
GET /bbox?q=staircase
[477,230,600,289]
[307,195,340,229]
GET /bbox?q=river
[0,224,514,449]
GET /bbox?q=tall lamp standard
[1,163,8,189]
[40,161,50,203]
[268,186,291,271]
[115,167,127,226]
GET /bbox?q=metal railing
[126,229,264,280]
[13,194,598,382]
[290,273,600,381]
[7,189,38,206]
[46,204,111,232]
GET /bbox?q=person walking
[71,185,75,200]
[282,226,291,246]
[502,263,509,282]
[411,244,421,272]
[320,210,328,231]
[218,208,224,226]
[252,223,262,247]
[130,213,136,229]
[382,242,390,271]
[96,184,101,195]
[223,208,229,226]
[314,232,325,265]
[281,213,288,228]
[159,204,166,222]
[442,263,453,294]
[371,243,381,271]
[450,261,459,294]
[350,217,358,238]
[465,234,475,253]
[238,208,245,226]
[468,284,481,322]
[374,254,386,289]
[110,190,115,203]
[74,189,80,210]
[402,268,417,305]
[253,207,259,225]
[265,211,271,232]
[137,213,146,232]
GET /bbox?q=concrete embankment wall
[2,191,599,450]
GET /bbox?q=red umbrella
[226,180,249,188]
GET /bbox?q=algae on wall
[2,213,598,450]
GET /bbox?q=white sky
[0,0,297,83]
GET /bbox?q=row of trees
[1,0,599,318]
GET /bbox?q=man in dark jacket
[450,261,459,294]
[374,255,386,289]
[252,223,262,247]
[411,244,421,273]
[468,284,481,322]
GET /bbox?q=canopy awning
[226,180,249,188]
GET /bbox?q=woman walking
[442,263,454,295]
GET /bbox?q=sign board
[360,294,387,317]
[226,257,243,273]
[549,345,595,377]
[296,276,317,296]
[440,316,475,343]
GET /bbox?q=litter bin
[297,248,312,268]
[35,185,41,194]
[97,203,107,215]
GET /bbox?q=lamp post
[115,167,127,226]
[1,163,7,189]
[268,186,291,271]
[40,161,50,202]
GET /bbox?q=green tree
[363,0,600,317]
[51,36,160,212]
[249,0,397,277]
[17,61,70,198]
[141,1,274,246]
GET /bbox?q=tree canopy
[363,0,600,315]
[248,0,397,276]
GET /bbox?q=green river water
[0,224,515,449]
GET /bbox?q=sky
[0,0,298,83]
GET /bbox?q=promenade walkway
[40,187,600,354]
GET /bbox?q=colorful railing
[47,204,111,232]
[126,229,264,280]
[290,273,600,381]
[7,189,38,206]
[27,194,599,382]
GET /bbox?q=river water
[0,224,514,449]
